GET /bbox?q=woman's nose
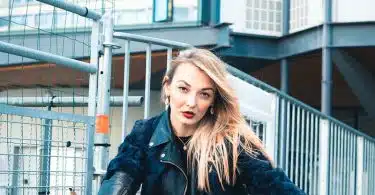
[186,94,197,107]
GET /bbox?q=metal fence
[0,1,102,194]
[227,65,375,195]
[0,103,94,195]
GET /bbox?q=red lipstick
[182,111,195,119]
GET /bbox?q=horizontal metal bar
[0,96,143,107]
[0,185,85,189]
[113,32,194,48]
[0,41,97,73]
[0,170,86,174]
[0,103,94,124]
[36,0,102,21]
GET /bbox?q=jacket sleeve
[237,151,306,195]
[98,120,147,195]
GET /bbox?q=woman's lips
[182,111,195,119]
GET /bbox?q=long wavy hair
[161,48,271,192]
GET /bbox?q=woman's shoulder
[124,113,163,146]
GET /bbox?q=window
[245,0,283,35]
[11,0,35,6]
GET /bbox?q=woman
[98,49,305,195]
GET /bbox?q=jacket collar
[149,110,185,170]
[149,110,173,148]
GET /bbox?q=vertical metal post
[282,0,290,35]
[278,97,286,168]
[328,123,334,194]
[85,122,95,195]
[313,116,319,194]
[280,0,290,92]
[285,101,291,175]
[39,103,53,194]
[167,47,172,72]
[144,44,152,119]
[295,107,300,186]
[265,95,278,162]
[356,136,364,195]
[86,20,100,195]
[121,40,131,139]
[11,146,20,195]
[290,104,296,182]
[308,113,314,194]
[88,21,99,117]
[319,119,330,195]
[321,0,332,116]
[94,11,113,192]
[280,59,289,93]
[279,0,290,169]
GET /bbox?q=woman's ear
[163,76,171,96]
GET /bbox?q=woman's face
[165,63,216,128]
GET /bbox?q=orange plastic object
[96,115,109,134]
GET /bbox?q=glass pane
[247,0,253,7]
[276,1,281,10]
[153,0,169,22]
[268,23,274,31]
[269,1,275,10]
[254,0,260,8]
[269,12,274,22]
[246,9,252,20]
[261,10,267,21]
[276,24,281,31]
[254,21,259,29]
[246,21,252,29]
[254,10,259,20]
[276,12,281,23]
[262,0,267,9]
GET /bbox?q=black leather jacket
[98,111,305,195]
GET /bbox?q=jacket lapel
[149,110,185,170]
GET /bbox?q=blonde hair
[161,48,271,192]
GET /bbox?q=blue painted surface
[1,21,375,63]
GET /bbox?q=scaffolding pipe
[167,47,172,72]
[36,0,102,21]
[0,96,144,107]
[0,41,97,73]
[144,44,152,119]
[94,12,113,194]
[113,32,193,48]
[121,40,131,139]
[38,103,53,194]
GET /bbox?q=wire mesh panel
[0,104,94,195]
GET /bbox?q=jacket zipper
[160,160,188,195]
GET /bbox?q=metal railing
[228,65,375,195]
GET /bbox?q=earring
[210,106,214,115]
[165,96,170,110]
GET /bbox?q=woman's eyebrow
[201,88,214,92]
[177,80,214,91]
[176,80,190,86]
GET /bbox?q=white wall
[332,0,375,22]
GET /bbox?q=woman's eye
[178,87,188,93]
[200,92,210,99]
